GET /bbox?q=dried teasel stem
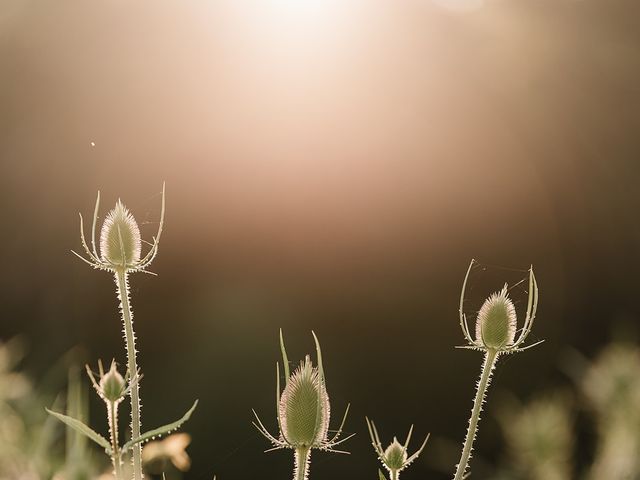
[115,269,143,480]
[453,349,498,480]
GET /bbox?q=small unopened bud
[383,439,407,471]
[100,361,126,403]
[87,360,127,404]
[279,356,330,447]
[100,200,141,268]
[475,285,517,350]
[366,418,429,479]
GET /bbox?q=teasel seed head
[253,331,353,457]
[100,200,142,268]
[73,184,165,274]
[279,355,331,447]
[475,284,517,350]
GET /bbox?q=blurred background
[1,0,640,478]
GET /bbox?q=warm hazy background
[1,0,640,478]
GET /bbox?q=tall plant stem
[108,401,123,480]
[390,470,399,480]
[294,447,311,480]
[115,269,143,480]
[453,349,498,480]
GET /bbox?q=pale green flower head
[253,330,353,453]
[279,355,330,447]
[458,259,541,355]
[73,184,165,274]
[475,285,517,350]
[100,200,142,268]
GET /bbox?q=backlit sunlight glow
[254,0,348,25]
[223,0,357,55]
[267,0,334,14]
[432,0,485,12]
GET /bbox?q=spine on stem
[116,270,143,480]
[453,349,498,480]
[294,447,311,480]
[108,401,123,480]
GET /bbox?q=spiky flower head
[475,285,517,350]
[253,331,353,456]
[100,200,142,268]
[86,360,129,404]
[458,260,541,355]
[73,184,165,274]
[366,418,429,479]
[279,355,330,447]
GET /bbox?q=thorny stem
[294,447,311,480]
[108,400,123,480]
[116,269,143,480]
[453,349,498,480]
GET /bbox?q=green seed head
[99,200,141,268]
[279,355,330,447]
[383,438,408,471]
[475,285,517,350]
[99,361,126,403]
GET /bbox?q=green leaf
[122,400,198,452]
[45,408,111,454]
[378,469,388,480]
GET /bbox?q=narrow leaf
[122,400,198,452]
[45,408,111,454]
[378,469,388,480]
